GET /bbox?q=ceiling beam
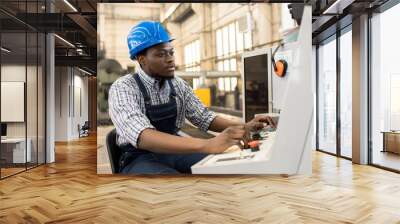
[66,13,97,46]
[55,55,96,72]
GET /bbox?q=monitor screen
[1,123,7,137]
[243,54,269,122]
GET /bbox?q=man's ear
[137,55,146,66]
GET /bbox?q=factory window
[184,40,200,72]
[217,77,237,92]
[193,78,200,90]
[216,21,252,72]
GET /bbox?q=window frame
[315,24,353,161]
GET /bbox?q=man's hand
[245,115,276,132]
[203,125,246,154]
[207,115,277,150]
[241,115,276,148]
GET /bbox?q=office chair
[79,121,90,138]
[106,129,122,174]
[82,121,90,131]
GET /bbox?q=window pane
[218,77,225,91]
[231,77,237,90]
[223,26,229,55]
[195,40,200,63]
[224,60,230,71]
[230,58,236,71]
[218,61,224,71]
[229,23,236,54]
[236,22,243,51]
[216,29,222,57]
[244,31,252,49]
[391,76,400,116]
[190,43,194,64]
[371,3,400,171]
[184,45,190,65]
[225,77,231,91]
[340,30,352,158]
[185,40,200,71]
[318,38,337,154]
[390,75,400,129]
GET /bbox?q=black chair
[82,121,90,131]
[106,129,122,174]
[78,121,90,138]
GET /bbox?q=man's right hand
[202,125,246,154]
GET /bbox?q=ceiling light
[54,34,75,48]
[63,0,78,12]
[1,47,11,53]
[76,48,86,55]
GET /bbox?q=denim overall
[118,74,206,174]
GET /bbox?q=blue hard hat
[127,21,174,60]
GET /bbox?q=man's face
[138,42,175,78]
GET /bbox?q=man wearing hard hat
[109,21,275,174]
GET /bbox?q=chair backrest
[106,129,121,173]
[82,121,90,130]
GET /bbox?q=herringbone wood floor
[1,134,400,223]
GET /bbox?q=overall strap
[167,79,176,97]
[133,74,151,105]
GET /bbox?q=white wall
[55,66,68,141]
[71,73,89,138]
[1,65,28,138]
[312,45,317,151]
[55,67,89,141]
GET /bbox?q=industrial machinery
[191,5,313,175]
